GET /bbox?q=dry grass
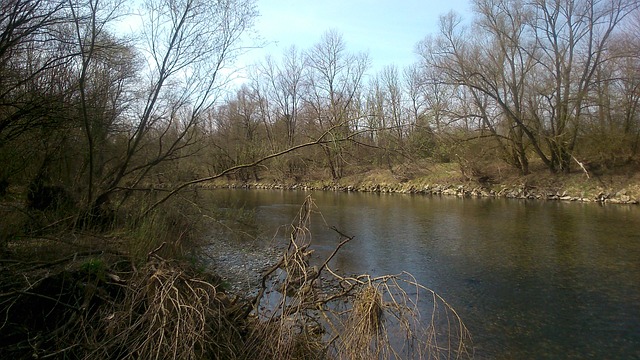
[0,251,246,359]
[340,284,386,359]
[0,196,473,360]
[91,259,230,359]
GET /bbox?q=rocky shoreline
[197,176,637,298]
[201,181,639,205]
[202,232,287,296]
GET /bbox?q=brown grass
[0,196,473,360]
[91,259,230,359]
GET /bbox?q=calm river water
[205,189,640,359]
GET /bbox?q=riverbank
[203,163,640,205]
[203,230,286,296]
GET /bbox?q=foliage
[80,258,107,280]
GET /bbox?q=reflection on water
[203,189,640,359]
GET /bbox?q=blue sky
[244,0,473,73]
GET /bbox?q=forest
[0,0,638,358]
[1,0,638,215]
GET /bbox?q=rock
[597,192,610,201]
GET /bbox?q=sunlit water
[203,189,640,359]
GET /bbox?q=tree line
[1,0,638,223]
[201,0,639,185]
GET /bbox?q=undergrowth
[0,195,472,359]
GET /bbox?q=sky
[241,0,473,74]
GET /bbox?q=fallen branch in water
[246,195,473,359]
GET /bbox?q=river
[203,189,640,359]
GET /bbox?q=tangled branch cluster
[248,196,473,359]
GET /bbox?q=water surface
[204,189,640,359]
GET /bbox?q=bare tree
[419,0,638,174]
[67,0,129,206]
[303,30,369,179]
[403,64,429,132]
[247,46,308,178]
[85,0,257,216]
[380,65,405,143]
[0,0,69,148]
[529,0,638,171]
